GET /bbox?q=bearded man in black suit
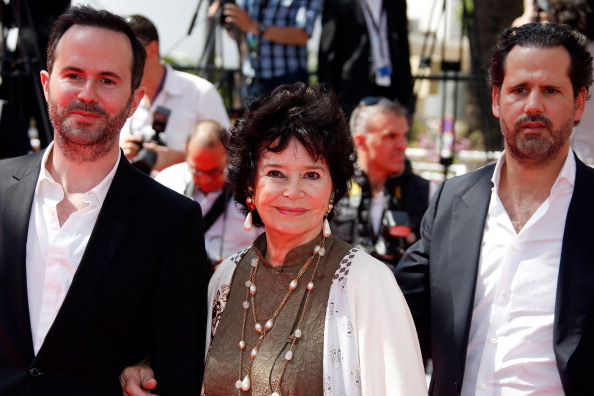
[0,5,207,395]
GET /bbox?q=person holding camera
[120,15,230,174]
[209,0,322,99]
[331,97,434,273]
[155,120,263,271]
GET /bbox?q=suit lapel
[1,152,44,358]
[447,166,494,349]
[554,157,594,375]
[35,157,141,359]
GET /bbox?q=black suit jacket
[0,151,208,395]
[318,0,413,114]
[396,154,594,395]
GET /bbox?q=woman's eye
[267,170,284,178]
[304,172,321,180]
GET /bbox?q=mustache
[65,102,108,117]
[514,114,552,128]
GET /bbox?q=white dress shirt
[461,152,575,395]
[26,144,119,355]
[155,163,262,264]
[119,63,230,152]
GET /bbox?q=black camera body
[132,106,171,174]
[218,0,237,26]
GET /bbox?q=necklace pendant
[271,392,281,396]
[242,300,250,309]
[289,279,298,291]
[264,319,274,331]
[250,348,258,359]
[251,258,258,267]
[255,322,263,333]
[250,284,257,296]
[319,247,326,256]
[307,281,314,291]
[285,350,293,360]
[238,340,246,349]
[235,379,243,389]
[241,375,251,391]
[313,245,321,254]
[294,329,302,338]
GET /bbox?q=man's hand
[121,136,144,162]
[223,3,258,35]
[141,143,185,172]
[120,363,158,396]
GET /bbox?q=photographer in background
[120,14,229,174]
[332,97,434,273]
[155,120,262,271]
[208,0,322,99]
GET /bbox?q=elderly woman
[121,83,426,395]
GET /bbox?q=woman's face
[253,138,333,244]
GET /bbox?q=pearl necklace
[235,238,327,396]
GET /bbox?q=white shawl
[205,247,427,395]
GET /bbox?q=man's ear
[128,86,146,118]
[40,71,50,102]
[353,133,366,150]
[491,86,501,119]
[574,87,587,123]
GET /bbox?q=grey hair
[349,98,409,136]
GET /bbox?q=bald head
[186,120,228,193]
[186,120,226,149]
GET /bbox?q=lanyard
[361,0,387,59]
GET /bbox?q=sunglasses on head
[359,96,383,106]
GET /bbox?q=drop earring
[323,200,333,237]
[244,193,256,231]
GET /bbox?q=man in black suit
[318,0,412,116]
[0,5,207,395]
[396,23,594,395]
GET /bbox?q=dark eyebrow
[62,66,123,81]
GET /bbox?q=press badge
[378,63,392,77]
[376,62,392,86]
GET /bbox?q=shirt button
[29,367,43,377]
[491,337,498,344]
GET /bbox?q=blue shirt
[238,0,322,79]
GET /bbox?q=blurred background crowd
[3,0,566,180]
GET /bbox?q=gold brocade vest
[203,234,351,395]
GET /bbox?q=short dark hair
[46,5,146,91]
[225,82,356,228]
[489,23,593,98]
[548,0,594,41]
[127,14,160,46]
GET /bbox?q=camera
[368,210,412,268]
[382,210,412,240]
[218,0,236,26]
[132,106,171,175]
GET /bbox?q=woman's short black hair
[224,82,356,228]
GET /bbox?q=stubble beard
[48,91,133,163]
[500,113,574,169]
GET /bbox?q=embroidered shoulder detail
[211,284,230,339]
[229,247,250,265]
[332,247,358,283]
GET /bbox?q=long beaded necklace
[235,237,327,396]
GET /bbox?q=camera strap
[185,183,233,232]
